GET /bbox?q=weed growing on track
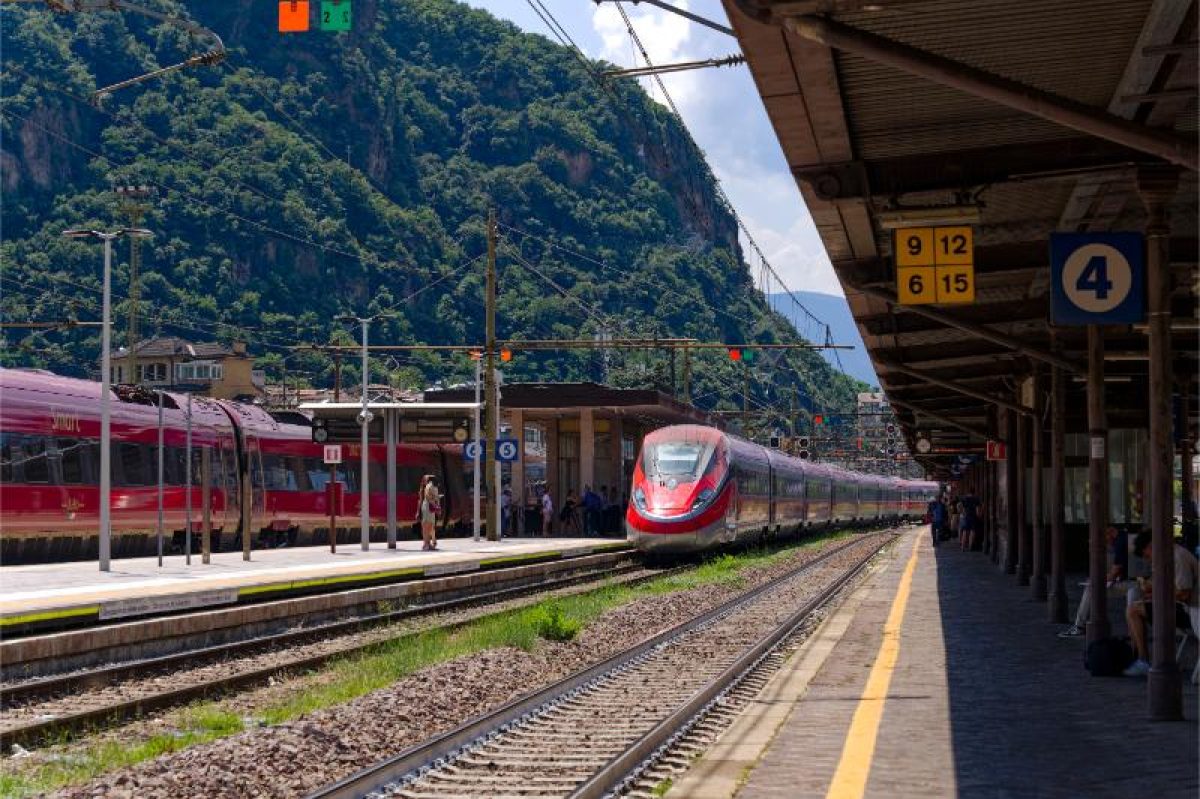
[0,708,244,798]
[0,530,854,798]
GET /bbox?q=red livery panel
[0,369,467,563]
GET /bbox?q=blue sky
[462,0,841,297]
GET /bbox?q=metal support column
[1016,402,1030,586]
[1049,359,1069,622]
[1140,167,1181,720]
[1031,368,1046,601]
[1085,324,1110,645]
[386,410,397,549]
[1004,408,1018,574]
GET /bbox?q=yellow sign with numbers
[895,225,975,304]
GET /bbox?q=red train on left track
[0,369,469,563]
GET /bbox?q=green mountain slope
[0,0,864,425]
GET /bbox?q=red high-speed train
[0,369,468,563]
[627,424,939,554]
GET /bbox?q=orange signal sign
[279,1,310,32]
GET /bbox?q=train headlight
[633,487,647,511]
[692,488,716,511]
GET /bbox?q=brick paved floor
[736,531,1198,799]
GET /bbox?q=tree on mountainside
[0,0,863,423]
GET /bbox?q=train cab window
[643,441,713,478]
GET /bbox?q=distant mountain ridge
[769,291,877,387]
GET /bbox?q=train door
[247,435,266,526]
[768,462,776,530]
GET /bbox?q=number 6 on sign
[897,265,936,304]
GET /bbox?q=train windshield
[644,441,713,479]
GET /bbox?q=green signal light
[320,0,351,31]
[743,348,756,362]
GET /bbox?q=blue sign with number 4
[1050,232,1144,325]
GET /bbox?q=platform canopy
[723,0,1198,477]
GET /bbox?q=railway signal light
[769,436,781,449]
[813,413,824,426]
[798,436,810,449]
[500,347,513,362]
[311,418,329,443]
[727,347,742,361]
[799,449,810,460]
[885,423,896,435]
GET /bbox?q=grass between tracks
[0,530,855,798]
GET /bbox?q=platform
[0,536,629,633]
[669,529,1198,799]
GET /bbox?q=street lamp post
[63,227,152,572]
[338,313,393,551]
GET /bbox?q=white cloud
[590,1,708,113]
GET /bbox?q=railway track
[0,560,667,749]
[308,532,891,799]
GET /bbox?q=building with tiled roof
[109,336,262,400]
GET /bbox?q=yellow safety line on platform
[478,551,561,567]
[824,534,920,799]
[0,604,100,627]
[236,567,425,597]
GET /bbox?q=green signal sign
[320,1,351,31]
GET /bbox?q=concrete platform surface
[670,530,1198,799]
[0,536,628,621]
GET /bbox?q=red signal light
[813,414,824,426]
[500,348,513,362]
[728,348,742,361]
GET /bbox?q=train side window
[261,454,294,491]
[56,437,92,484]
[117,442,151,486]
[397,466,424,493]
[306,457,330,491]
[288,456,311,492]
[15,435,52,484]
[1,432,17,483]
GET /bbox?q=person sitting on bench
[1123,530,1199,677]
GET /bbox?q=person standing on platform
[541,488,554,537]
[582,485,603,536]
[927,495,946,547]
[420,475,440,551]
[501,487,512,538]
[958,495,979,550]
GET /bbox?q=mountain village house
[109,337,264,400]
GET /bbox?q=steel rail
[0,559,656,748]
[306,532,891,799]
[571,538,883,798]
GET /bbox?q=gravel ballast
[34,532,893,799]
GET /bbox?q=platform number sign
[323,444,342,464]
[895,226,975,305]
[278,0,310,32]
[1050,233,1145,325]
[495,439,520,463]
